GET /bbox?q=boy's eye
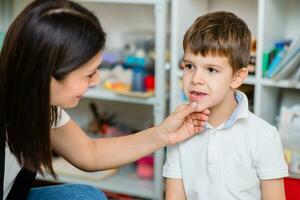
[208,67,218,73]
[184,64,194,70]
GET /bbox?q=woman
[0,0,209,199]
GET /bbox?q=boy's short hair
[183,11,251,71]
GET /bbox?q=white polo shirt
[163,91,288,200]
[3,108,70,200]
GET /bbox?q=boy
[163,11,288,200]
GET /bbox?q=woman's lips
[189,91,208,102]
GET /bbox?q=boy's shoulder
[242,110,278,138]
[247,111,274,128]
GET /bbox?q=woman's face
[50,52,102,108]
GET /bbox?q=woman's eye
[87,72,96,78]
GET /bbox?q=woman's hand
[157,102,209,146]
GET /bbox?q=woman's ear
[231,68,248,89]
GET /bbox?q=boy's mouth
[189,91,208,101]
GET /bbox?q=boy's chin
[188,100,211,108]
[188,98,207,104]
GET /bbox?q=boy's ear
[231,68,248,89]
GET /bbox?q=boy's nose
[192,69,205,85]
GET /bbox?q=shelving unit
[59,0,168,199]
[81,2,168,199]
[170,0,300,180]
[255,0,300,124]
[170,0,300,122]
[5,0,168,199]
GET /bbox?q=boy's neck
[208,91,238,128]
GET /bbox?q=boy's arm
[261,178,286,200]
[166,178,187,200]
[256,127,288,200]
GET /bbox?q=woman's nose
[89,70,100,87]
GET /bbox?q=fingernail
[191,101,197,108]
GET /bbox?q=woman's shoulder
[51,108,70,129]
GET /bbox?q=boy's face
[182,49,247,110]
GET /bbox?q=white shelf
[37,165,155,199]
[76,0,167,5]
[261,79,300,89]
[244,75,257,85]
[84,87,158,105]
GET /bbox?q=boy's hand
[157,102,209,145]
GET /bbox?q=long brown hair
[0,0,106,176]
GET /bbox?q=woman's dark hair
[0,0,106,176]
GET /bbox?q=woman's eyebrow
[88,66,99,73]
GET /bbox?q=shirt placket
[207,129,218,176]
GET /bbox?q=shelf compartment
[84,87,158,105]
[37,165,155,199]
[261,79,300,89]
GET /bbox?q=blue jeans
[28,184,108,200]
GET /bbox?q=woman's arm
[51,103,209,171]
[166,178,187,200]
[51,120,163,170]
[261,178,286,200]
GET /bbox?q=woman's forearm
[89,126,165,170]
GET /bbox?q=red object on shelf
[285,177,300,200]
[144,75,155,92]
[136,155,154,179]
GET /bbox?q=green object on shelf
[262,51,270,77]
[0,32,5,49]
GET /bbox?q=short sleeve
[256,127,289,180]
[51,108,70,129]
[163,144,182,178]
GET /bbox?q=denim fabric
[28,184,108,200]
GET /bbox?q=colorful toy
[136,155,154,179]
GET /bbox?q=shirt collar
[206,90,249,130]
